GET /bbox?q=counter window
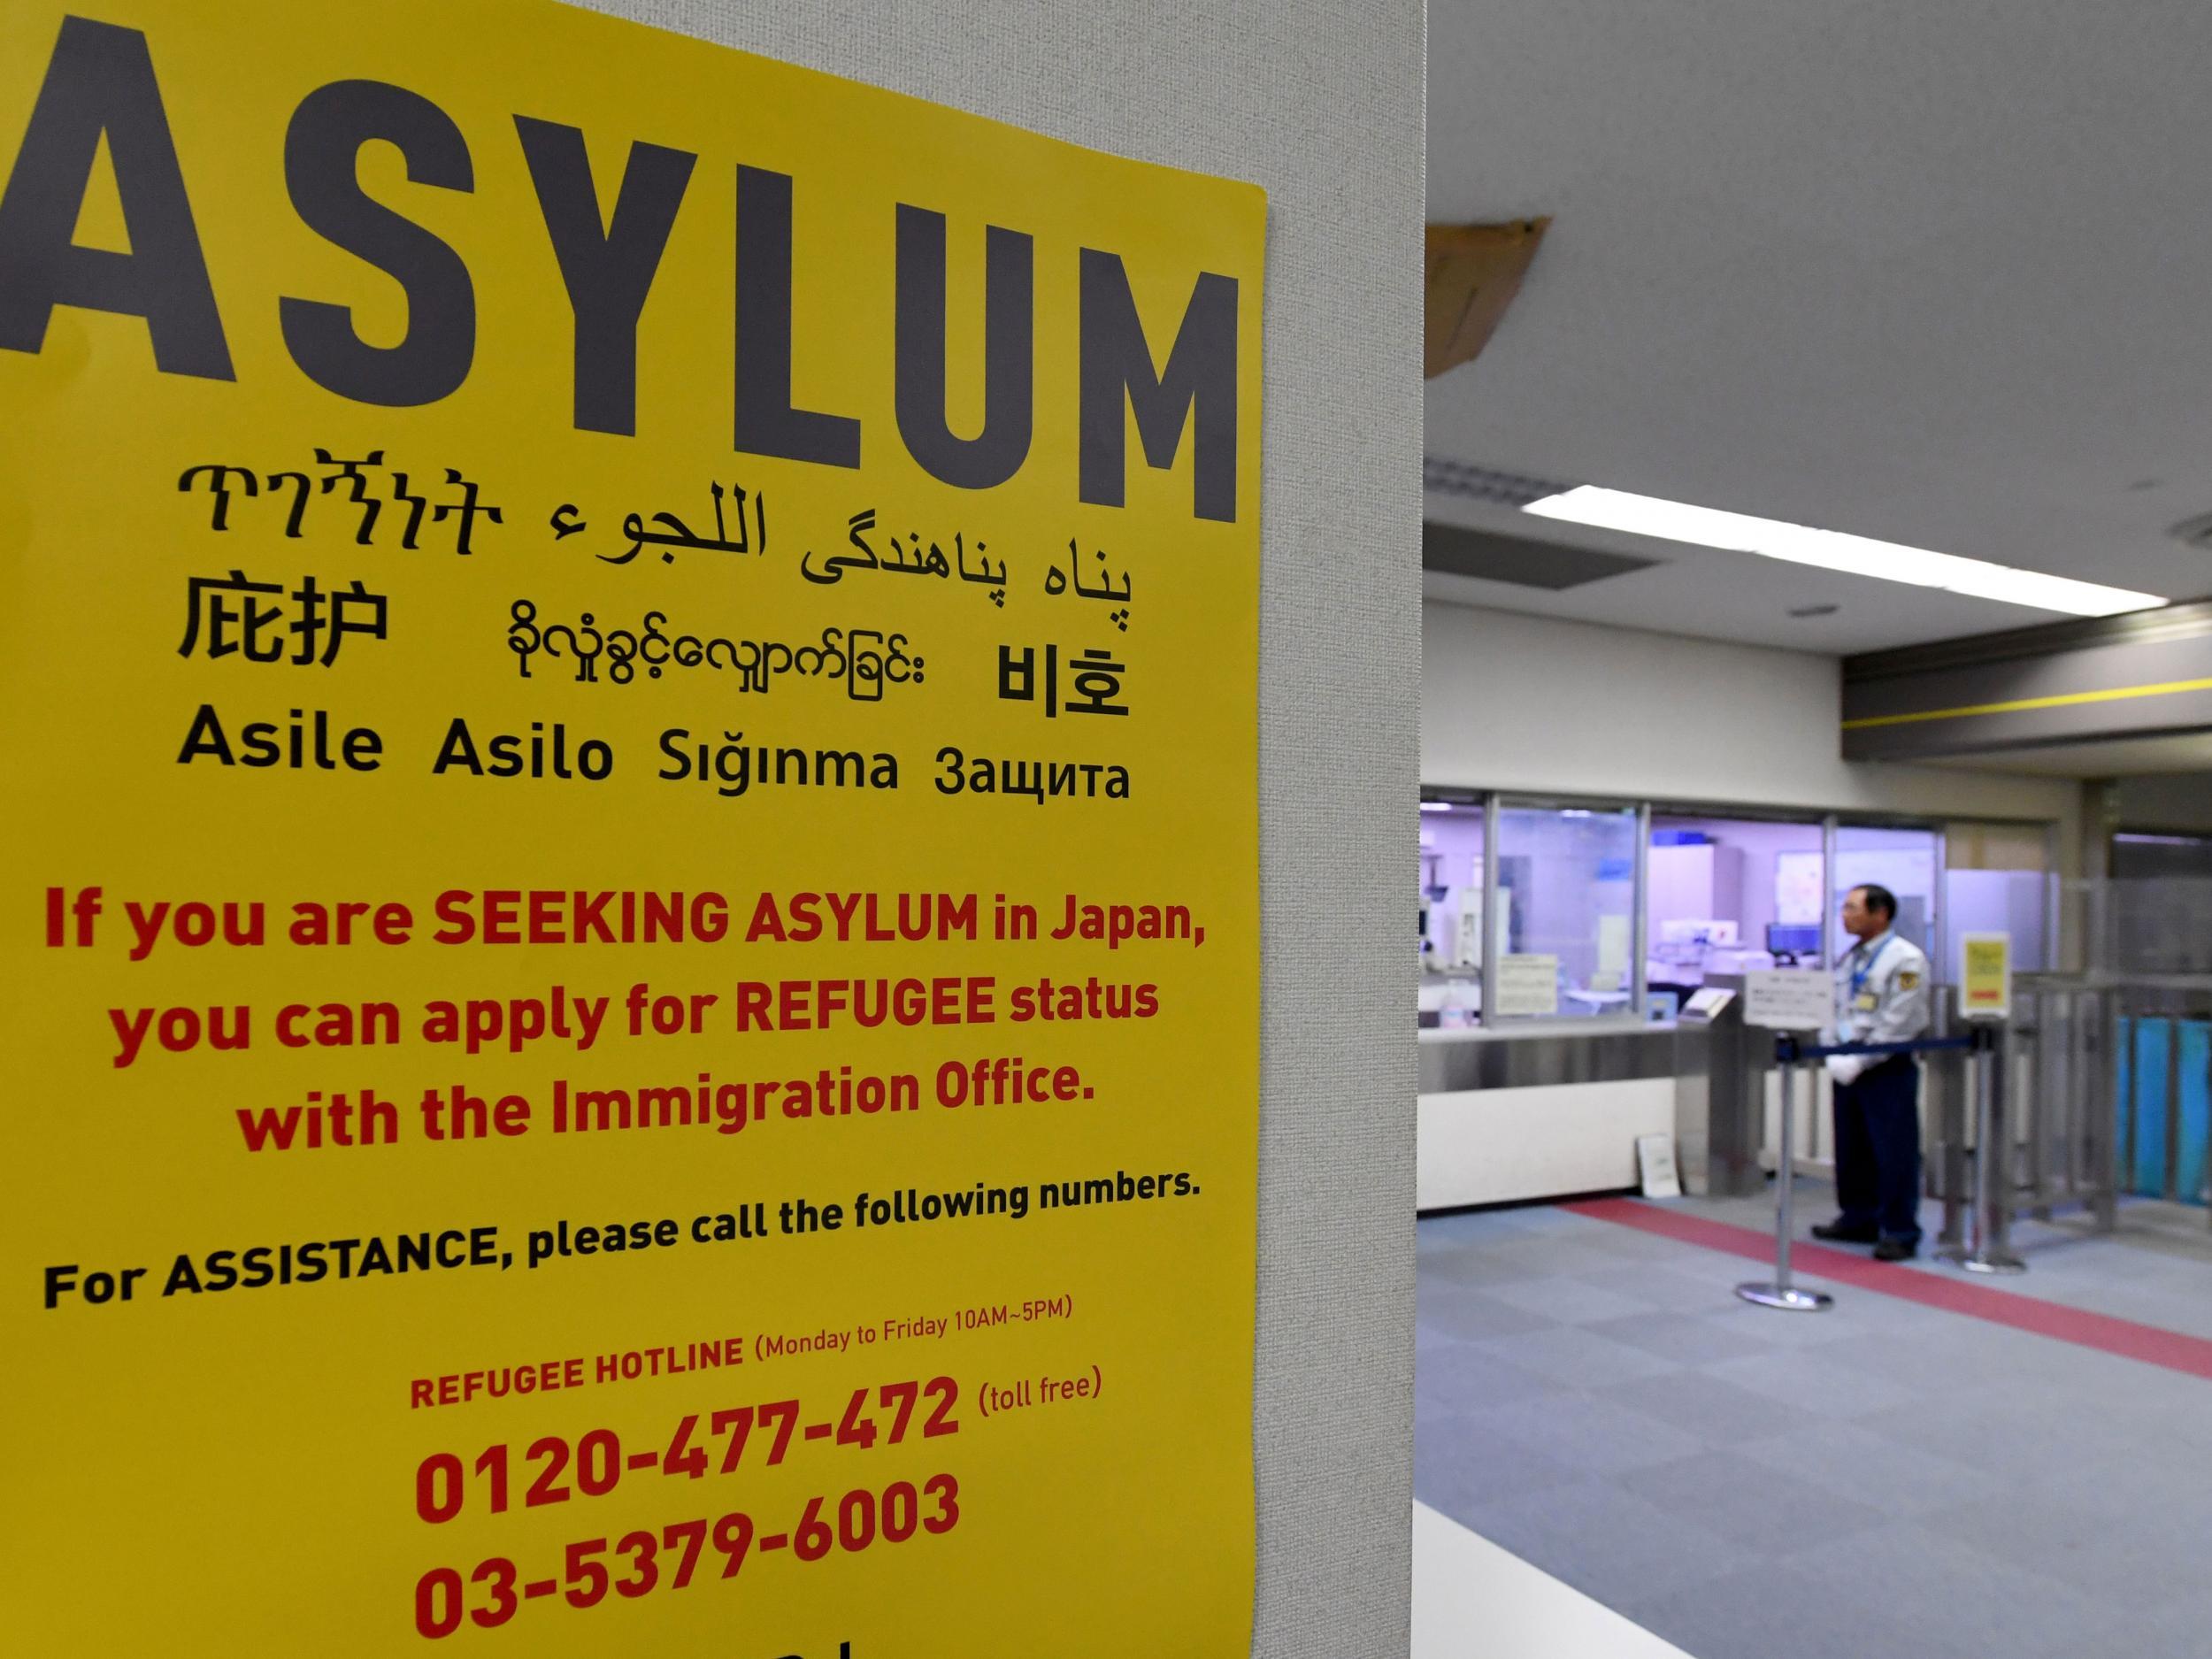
[1946,819,2052,973]
[1417,790,2062,1027]
[1494,802,1638,1019]
[1646,814,1824,1015]
[1418,802,1485,1026]
[1834,825,1939,958]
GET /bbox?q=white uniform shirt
[1830,928,1932,1051]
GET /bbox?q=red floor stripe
[1563,1196,2212,1383]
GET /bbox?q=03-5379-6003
[414,1476,960,1638]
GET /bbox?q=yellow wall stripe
[1843,675,2212,731]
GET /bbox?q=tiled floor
[1686,1182,2212,1341]
[1415,1184,2212,1659]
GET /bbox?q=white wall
[1425,602,2085,840]
[593,6,1424,1655]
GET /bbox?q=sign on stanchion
[1742,969,1832,1033]
[1959,932,2014,1021]
[1738,975,1835,1312]
[1941,935,2025,1275]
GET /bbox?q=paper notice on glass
[1496,954,1561,1017]
[1776,851,1824,926]
[1595,913,1632,985]
[1743,970,1832,1030]
[1455,891,1484,969]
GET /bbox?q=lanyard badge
[1849,939,1890,1013]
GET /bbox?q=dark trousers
[1833,1056,1922,1244]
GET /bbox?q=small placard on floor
[1636,1133,1681,1198]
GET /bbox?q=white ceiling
[1425,0,2212,655]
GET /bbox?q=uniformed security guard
[1810,883,1931,1261]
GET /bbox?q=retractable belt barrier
[1773,1033,1983,1064]
[1737,1028,2002,1312]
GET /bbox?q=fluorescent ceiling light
[1522,486,2165,618]
[1418,801,1456,813]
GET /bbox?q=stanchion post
[1737,1041,1834,1312]
[1935,991,1969,1250]
[1959,1024,2026,1275]
[2093,987,2119,1233]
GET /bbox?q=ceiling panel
[1425,1,2212,651]
[1946,732,2212,778]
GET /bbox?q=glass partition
[1417,803,1486,1026]
[2109,833,2212,973]
[1944,819,2052,973]
[1494,801,1639,1019]
[1417,792,2060,1031]
[1833,824,1939,958]
[1646,815,1825,1010]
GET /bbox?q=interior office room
[1412,4,2212,1656]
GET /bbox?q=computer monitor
[1766,923,1822,957]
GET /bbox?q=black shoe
[1872,1237,1918,1262]
[1811,1221,1878,1244]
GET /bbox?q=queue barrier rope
[1738,1028,2000,1312]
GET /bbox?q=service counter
[1416,1022,1712,1210]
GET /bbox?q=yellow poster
[0,4,1263,1652]
[1960,933,2012,1018]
